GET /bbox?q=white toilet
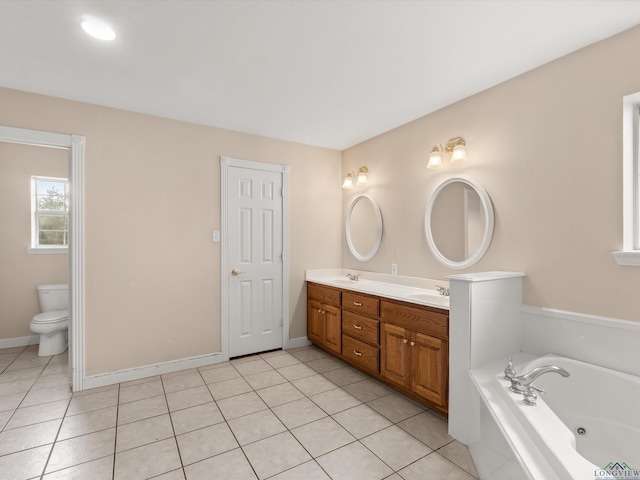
[30,283,69,356]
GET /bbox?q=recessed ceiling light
[81,15,116,41]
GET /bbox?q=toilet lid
[33,310,68,324]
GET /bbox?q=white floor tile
[184,448,257,480]
[242,431,311,480]
[176,422,238,465]
[46,428,116,473]
[360,425,432,471]
[316,441,393,480]
[114,437,182,480]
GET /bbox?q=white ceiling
[2,1,640,150]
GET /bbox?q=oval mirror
[425,176,494,269]
[346,194,383,262]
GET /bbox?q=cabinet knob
[403,339,408,344]
[353,324,363,330]
[410,341,416,347]
[353,350,362,357]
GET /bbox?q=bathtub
[469,354,640,479]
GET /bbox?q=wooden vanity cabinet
[307,284,341,354]
[306,282,449,414]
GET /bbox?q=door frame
[220,156,290,360]
[0,125,85,391]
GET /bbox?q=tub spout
[509,365,570,393]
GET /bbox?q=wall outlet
[391,263,398,275]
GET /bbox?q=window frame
[28,175,69,254]
[613,92,640,265]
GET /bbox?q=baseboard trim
[0,335,40,349]
[82,352,224,391]
[286,336,312,349]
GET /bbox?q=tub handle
[522,386,539,406]
[530,384,545,395]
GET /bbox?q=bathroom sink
[325,279,361,286]
[405,293,448,302]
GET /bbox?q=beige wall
[343,25,640,322]
[0,88,342,375]
[0,143,69,338]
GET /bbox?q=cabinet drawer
[307,283,341,307]
[381,300,448,339]
[342,291,379,317]
[342,335,379,373]
[342,311,379,345]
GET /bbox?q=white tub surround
[521,305,640,378]
[447,271,525,445]
[468,354,542,480]
[305,268,450,309]
[470,354,640,479]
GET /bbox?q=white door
[225,160,284,357]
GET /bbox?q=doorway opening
[0,125,85,391]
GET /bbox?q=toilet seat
[32,310,68,324]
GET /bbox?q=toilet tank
[37,283,69,312]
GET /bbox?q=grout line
[111,381,121,479]
[160,371,188,480]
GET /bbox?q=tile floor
[0,344,479,480]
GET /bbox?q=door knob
[231,268,239,276]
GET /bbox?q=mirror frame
[346,194,383,262]
[425,175,494,269]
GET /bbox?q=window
[31,176,69,250]
[613,92,640,265]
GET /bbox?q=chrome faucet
[345,272,360,281]
[509,365,570,394]
[435,285,450,296]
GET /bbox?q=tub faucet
[509,365,570,394]
[345,273,360,281]
[435,285,450,296]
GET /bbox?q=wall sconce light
[427,137,467,169]
[342,166,369,189]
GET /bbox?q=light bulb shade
[357,167,368,185]
[427,150,443,169]
[342,173,354,189]
[450,144,467,164]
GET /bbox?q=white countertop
[305,269,450,310]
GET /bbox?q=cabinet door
[324,304,342,354]
[381,323,410,388]
[412,333,448,407]
[307,299,324,345]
